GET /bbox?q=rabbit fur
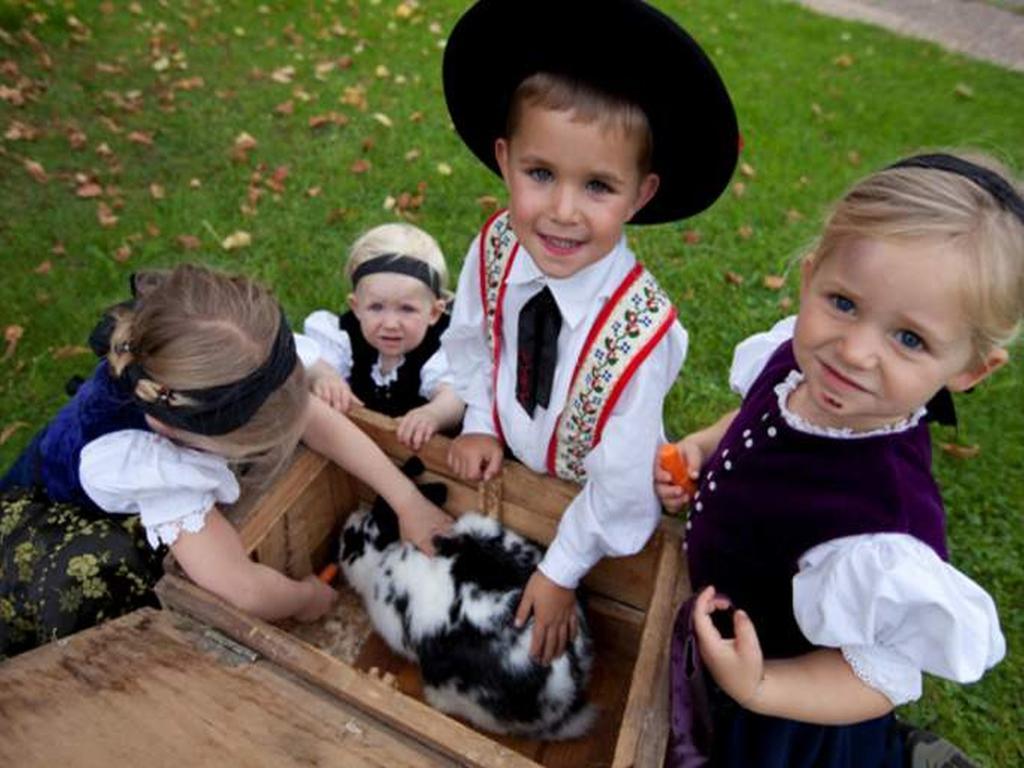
[339,458,595,740]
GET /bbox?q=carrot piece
[317,563,339,584]
[658,444,697,495]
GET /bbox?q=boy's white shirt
[301,309,453,399]
[443,234,688,589]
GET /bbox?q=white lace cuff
[842,644,922,705]
[148,508,211,548]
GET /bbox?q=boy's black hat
[443,0,739,225]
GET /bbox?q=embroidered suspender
[479,210,676,484]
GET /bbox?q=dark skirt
[667,596,905,768]
[0,486,164,660]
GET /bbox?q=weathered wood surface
[156,573,540,768]
[0,609,458,768]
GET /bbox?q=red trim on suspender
[592,305,676,445]
[545,263,647,475]
[477,209,516,445]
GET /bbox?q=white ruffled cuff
[842,644,922,705]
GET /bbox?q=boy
[441,0,739,663]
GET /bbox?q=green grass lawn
[1,0,1021,763]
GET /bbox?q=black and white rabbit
[339,458,595,740]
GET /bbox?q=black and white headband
[888,153,1024,225]
[351,253,443,298]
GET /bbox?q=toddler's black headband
[122,308,298,437]
[889,153,1024,225]
[351,253,443,298]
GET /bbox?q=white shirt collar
[507,237,633,329]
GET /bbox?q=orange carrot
[659,444,697,495]
[317,563,339,584]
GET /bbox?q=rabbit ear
[418,481,448,507]
[400,456,426,478]
[369,496,401,548]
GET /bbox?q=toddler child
[0,263,451,658]
[440,0,738,663]
[656,153,1018,767]
[302,222,464,451]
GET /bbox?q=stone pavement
[795,0,1024,72]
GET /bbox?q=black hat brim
[443,0,739,224]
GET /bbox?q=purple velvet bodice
[686,341,948,658]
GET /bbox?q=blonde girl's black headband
[889,154,1024,225]
[351,253,443,298]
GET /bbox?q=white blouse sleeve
[79,430,241,549]
[292,333,321,369]
[302,309,353,378]
[792,533,1006,705]
[419,346,454,399]
[729,315,797,398]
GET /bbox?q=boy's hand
[654,438,703,513]
[515,570,578,665]
[310,363,362,413]
[397,406,440,451]
[448,433,504,481]
[398,495,454,557]
[293,575,338,622]
[692,585,765,708]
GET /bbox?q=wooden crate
[156,408,691,768]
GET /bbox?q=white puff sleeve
[419,346,455,399]
[293,332,321,369]
[729,315,797,398]
[302,309,353,378]
[79,430,241,549]
[792,533,1006,705]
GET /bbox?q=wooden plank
[156,573,542,768]
[0,609,457,768]
[611,531,685,768]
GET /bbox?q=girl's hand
[448,433,504,481]
[309,362,362,413]
[692,585,765,708]
[293,575,338,622]
[515,570,578,665]
[654,438,703,512]
[398,495,454,556]
[396,406,440,451]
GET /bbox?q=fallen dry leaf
[682,229,701,245]
[724,271,745,286]
[833,53,854,68]
[34,260,52,274]
[763,275,785,290]
[732,181,747,198]
[97,202,118,227]
[113,244,131,262]
[189,177,202,189]
[779,296,793,310]
[4,324,24,360]
[24,159,47,183]
[127,130,154,146]
[271,66,296,84]
[436,162,452,176]
[306,186,322,198]
[477,195,499,213]
[847,150,862,167]
[150,183,165,199]
[953,82,974,100]
[67,127,87,149]
[222,230,252,251]
[177,234,201,250]
[5,120,39,141]
[275,100,294,115]
[52,345,90,359]
[351,158,371,174]
[404,148,422,162]
[739,162,756,179]
[738,225,754,240]
[940,442,980,460]
[785,208,804,223]
[76,182,103,199]
[373,112,393,128]
[0,421,29,445]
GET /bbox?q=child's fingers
[732,609,762,662]
[569,610,579,640]
[515,590,533,628]
[544,622,567,665]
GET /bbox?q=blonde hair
[807,152,1024,357]
[107,263,307,485]
[507,72,654,175]
[345,223,449,297]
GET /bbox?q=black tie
[516,286,562,417]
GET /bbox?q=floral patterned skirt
[0,486,164,660]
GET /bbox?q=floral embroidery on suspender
[479,210,518,442]
[549,267,676,483]
[479,210,675,484]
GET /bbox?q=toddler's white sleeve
[729,315,797,398]
[792,533,1005,705]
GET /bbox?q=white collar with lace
[774,370,926,440]
[371,355,404,387]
